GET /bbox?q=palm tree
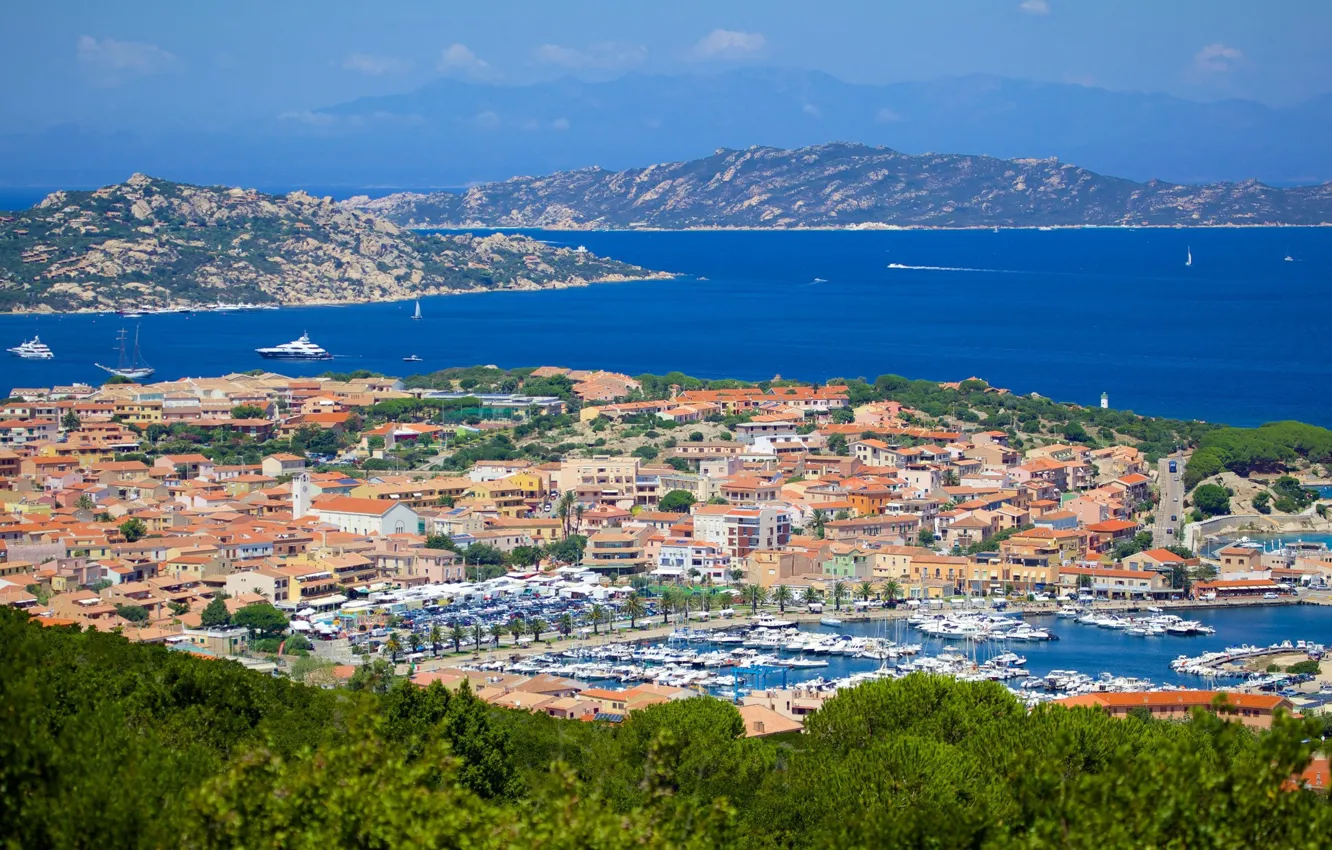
[556,491,576,537]
[573,503,585,535]
[529,617,545,642]
[772,584,794,613]
[408,631,423,655]
[471,623,485,652]
[800,586,823,609]
[659,587,678,625]
[429,623,442,657]
[741,584,767,615]
[559,611,574,638]
[489,623,505,648]
[831,580,848,612]
[589,603,607,635]
[384,632,402,663]
[810,508,828,539]
[881,579,903,608]
[677,591,694,623]
[624,592,646,629]
[856,581,876,605]
[698,590,715,614]
[509,618,525,645]
[449,623,466,653]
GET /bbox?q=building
[582,526,653,576]
[693,505,792,561]
[1054,691,1293,729]
[308,496,420,537]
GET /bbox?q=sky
[2,0,1329,133]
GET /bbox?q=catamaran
[255,332,333,360]
[411,300,422,320]
[7,335,54,359]
[95,327,155,380]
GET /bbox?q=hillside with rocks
[0,174,663,312]
[348,142,1332,229]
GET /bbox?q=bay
[2,227,1329,427]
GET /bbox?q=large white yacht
[255,332,333,360]
[7,335,54,359]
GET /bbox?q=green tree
[826,433,849,455]
[771,584,794,613]
[1192,483,1232,518]
[61,410,81,431]
[659,489,697,513]
[741,583,767,614]
[917,528,937,547]
[624,593,646,629]
[118,517,148,543]
[856,580,876,604]
[231,603,288,639]
[449,623,466,653]
[589,603,608,635]
[230,404,266,420]
[507,545,544,568]
[471,623,485,651]
[832,580,849,611]
[801,586,824,608]
[881,579,903,607]
[508,619,525,645]
[527,618,545,643]
[114,604,149,624]
[384,632,403,663]
[1252,490,1272,514]
[489,623,505,648]
[558,612,574,638]
[429,623,442,656]
[424,533,460,552]
[200,593,231,628]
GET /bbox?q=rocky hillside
[348,143,1332,229]
[0,175,663,312]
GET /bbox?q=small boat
[119,310,143,319]
[819,617,843,627]
[402,354,423,363]
[7,335,54,359]
[411,300,422,320]
[1284,255,1294,262]
[1185,246,1192,267]
[255,332,333,360]
[95,327,154,381]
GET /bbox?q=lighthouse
[1100,392,1109,409]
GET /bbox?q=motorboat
[403,354,423,363]
[7,335,53,359]
[95,327,154,380]
[819,617,843,627]
[255,332,334,360]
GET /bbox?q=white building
[308,495,420,537]
[693,504,793,560]
[655,537,732,583]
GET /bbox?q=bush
[1287,659,1321,676]
[1192,484,1231,518]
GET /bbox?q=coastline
[415,222,1332,233]
[0,271,679,316]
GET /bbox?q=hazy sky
[3,0,1328,130]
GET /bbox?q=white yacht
[255,332,333,360]
[7,335,54,359]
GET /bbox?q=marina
[406,603,1332,705]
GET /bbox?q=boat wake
[887,263,1010,273]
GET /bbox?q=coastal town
[2,364,1330,734]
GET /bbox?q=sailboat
[411,300,422,320]
[1185,247,1192,267]
[95,327,155,381]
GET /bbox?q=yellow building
[112,399,164,425]
[350,476,472,508]
[465,479,530,517]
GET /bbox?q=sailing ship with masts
[95,327,155,381]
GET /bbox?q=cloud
[439,43,491,77]
[1018,0,1049,14]
[77,35,178,78]
[342,52,406,75]
[801,103,821,117]
[1193,42,1243,74]
[534,41,647,70]
[691,29,766,60]
[875,107,904,123]
[472,110,500,129]
[551,117,571,131]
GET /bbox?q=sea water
[2,227,1328,426]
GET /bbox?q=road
[1154,455,1185,548]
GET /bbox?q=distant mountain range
[2,69,1331,188]
[344,143,1332,230]
[0,175,659,312]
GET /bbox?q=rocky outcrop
[0,175,665,312]
[347,143,1332,229]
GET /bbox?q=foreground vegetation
[3,608,1330,849]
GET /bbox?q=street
[1154,454,1186,548]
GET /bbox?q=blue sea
[2,226,1329,427]
[662,605,1332,691]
